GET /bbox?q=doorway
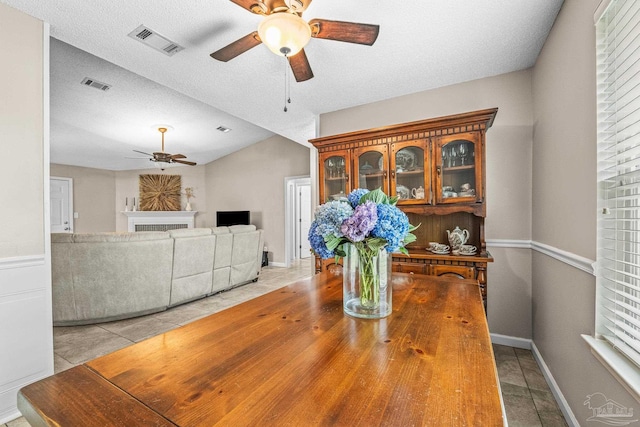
[284,176,311,267]
[50,177,73,233]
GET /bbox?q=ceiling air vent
[81,77,111,91]
[127,25,184,57]
[216,126,231,133]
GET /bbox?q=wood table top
[19,273,504,426]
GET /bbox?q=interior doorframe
[50,176,74,233]
[284,175,311,268]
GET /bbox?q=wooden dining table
[18,272,504,426]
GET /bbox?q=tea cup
[432,243,450,253]
[459,244,477,254]
[428,242,439,250]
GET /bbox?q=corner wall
[530,0,637,422]
[319,69,534,339]
[204,135,310,265]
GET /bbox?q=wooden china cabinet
[310,108,498,305]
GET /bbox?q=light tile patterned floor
[5,259,568,426]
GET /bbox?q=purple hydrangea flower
[340,201,378,242]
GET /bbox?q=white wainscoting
[0,255,53,424]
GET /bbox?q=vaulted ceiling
[1,0,564,170]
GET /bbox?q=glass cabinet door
[353,146,389,193]
[435,132,481,204]
[319,151,350,203]
[391,140,430,204]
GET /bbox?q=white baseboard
[490,335,579,426]
[267,262,287,268]
[490,333,532,349]
[531,342,580,427]
[0,410,22,425]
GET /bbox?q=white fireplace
[122,211,197,232]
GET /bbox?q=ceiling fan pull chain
[284,55,291,112]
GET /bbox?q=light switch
[73,212,79,219]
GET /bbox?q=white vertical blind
[596,0,640,367]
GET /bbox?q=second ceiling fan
[210,0,380,82]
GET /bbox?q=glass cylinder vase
[343,243,392,319]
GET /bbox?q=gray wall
[205,135,310,265]
[531,0,638,422]
[320,69,535,339]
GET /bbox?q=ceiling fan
[133,127,197,166]
[210,0,380,82]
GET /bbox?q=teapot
[411,186,425,199]
[446,226,469,251]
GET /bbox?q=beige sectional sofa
[51,225,264,326]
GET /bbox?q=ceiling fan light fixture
[257,12,311,57]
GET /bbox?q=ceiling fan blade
[308,19,379,45]
[210,32,262,62]
[133,149,152,156]
[288,49,314,82]
[170,153,187,159]
[173,159,197,166]
[230,0,268,14]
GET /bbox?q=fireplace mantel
[122,211,197,232]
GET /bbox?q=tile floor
[5,259,567,427]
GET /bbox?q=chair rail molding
[486,239,595,276]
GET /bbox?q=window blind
[596,0,640,367]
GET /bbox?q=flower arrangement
[309,188,418,314]
[308,188,417,261]
[184,187,195,202]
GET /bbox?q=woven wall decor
[139,174,181,211]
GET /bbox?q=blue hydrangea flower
[372,203,410,252]
[308,222,334,259]
[340,201,378,242]
[313,200,354,238]
[347,188,370,208]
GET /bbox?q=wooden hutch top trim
[310,108,498,149]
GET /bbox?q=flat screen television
[216,210,250,227]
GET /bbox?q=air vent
[216,126,232,133]
[80,77,111,91]
[127,25,184,57]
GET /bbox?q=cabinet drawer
[429,265,476,280]
[393,262,428,275]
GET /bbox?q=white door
[50,177,73,233]
[297,183,311,259]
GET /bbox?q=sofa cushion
[169,231,216,306]
[51,233,74,243]
[73,232,169,243]
[168,228,212,238]
[230,230,262,286]
[228,224,256,233]
[210,227,230,235]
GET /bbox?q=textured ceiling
[1,0,563,170]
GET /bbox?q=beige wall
[0,2,44,258]
[50,164,116,233]
[0,4,53,422]
[48,163,206,233]
[530,0,636,421]
[115,165,207,231]
[320,69,534,338]
[205,135,310,264]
